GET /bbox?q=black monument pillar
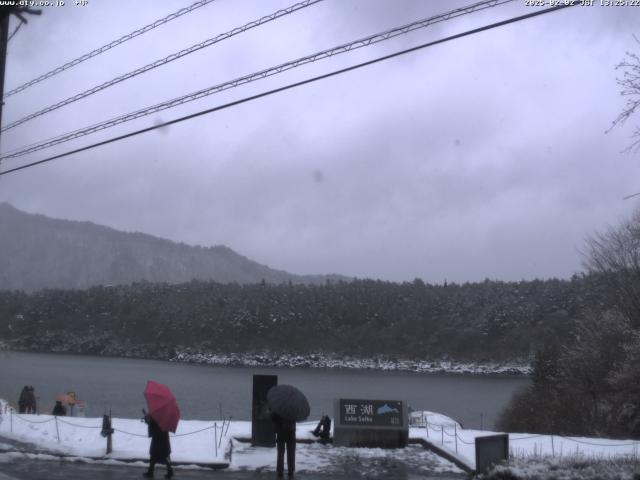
[251,374,277,446]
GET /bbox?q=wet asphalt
[0,435,468,480]
[0,458,466,480]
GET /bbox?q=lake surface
[0,351,528,429]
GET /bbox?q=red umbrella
[143,380,180,433]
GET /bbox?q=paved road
[0,458,465,480]
[0,436,467,480]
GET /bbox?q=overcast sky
[0,0,639,283]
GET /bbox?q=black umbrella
[267,384,310,422]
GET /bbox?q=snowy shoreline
[0,344,531,376]
[170,351,531,376]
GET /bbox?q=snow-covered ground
[407,411,640,470]
[1,399,637,477]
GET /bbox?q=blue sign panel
[339,399,404,427]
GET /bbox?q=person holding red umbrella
[143,411,173,478]
[143,380,179,479]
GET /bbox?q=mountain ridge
[0,202,349,291]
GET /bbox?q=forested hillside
[0,275,616,363]
[0,203,346,291]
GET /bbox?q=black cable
[0,0,512,160]
[3,0,218,99]
[1,0,323,133]
[0,3,576,177]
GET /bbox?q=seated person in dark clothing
[312,415,331,441]
[272,412,296,478]
[52,401,66,416]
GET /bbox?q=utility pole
[0,7,41,153]
[0,9,11,150]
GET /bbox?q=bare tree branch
[608,37,640,153]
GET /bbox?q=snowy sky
[0,0,639,283]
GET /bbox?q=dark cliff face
[0,203,348,291]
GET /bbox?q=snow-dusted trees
[584,209,640,326]
[499,209,640,437]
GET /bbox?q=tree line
[0,271,617,362]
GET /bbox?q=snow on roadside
[0,399,232,464]
[408,410,640,471]
[481,456,640,480]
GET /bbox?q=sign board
[334,398,408,448]
[339,399,404,427]
[251,374,277,447]
[475,434,509,473]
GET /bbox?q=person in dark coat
[312,414,331,443]
[143,411,173,479]
[52,400,67,416]
[25,386,36,414]
[271,412,296,478]
[18,386,28,414]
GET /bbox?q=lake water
[0,351,528,429]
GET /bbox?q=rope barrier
[557,436,639,447]
[113,428,147,438]
[455,433,475,445]
[12,414,55,424]
[442,426,456,437]
[56,418,101,429]
[172,424,217,437]
[510,435,545,441]
[114,422,229,438]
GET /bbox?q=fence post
[454,423,458,453]
[10,408,12,433]
[214,422,218,458]
[551,435,554,457]
[55,416,60,443]
[441,426,444,445]
[107,411,113,455]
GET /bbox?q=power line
[1,0,324,133]
[0,0,514,160]
[3,0,217,99]
[0,3,577,178]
